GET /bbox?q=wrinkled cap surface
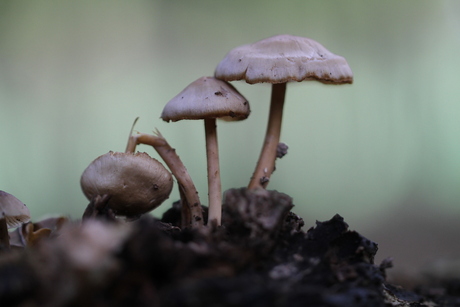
[161,76,250,122]
[80,151,173,217]
[0,190,31,228]
[215,34,353,85]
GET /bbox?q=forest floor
[1,188,459,306]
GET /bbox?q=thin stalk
[248,82,287,189]
[204,118,222,227]
[178,186,191,229]
[125,117,140,153]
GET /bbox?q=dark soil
[0,188,458,306]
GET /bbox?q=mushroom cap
[80,151,173,217]
[0,191,31,228]
[215,34,353,85]
[161,76,250,122]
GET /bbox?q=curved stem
[205,118,222,227]
[178,185,191,229]
[125,117,139,153]
[248,82,287,189]
[129,132,204,227]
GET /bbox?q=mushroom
[80,151,173,219]
[161,76,250,226]
[214,34,353,189]
[0,190,31,250]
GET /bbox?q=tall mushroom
[215,34,353,189]
[161,76,250,226]
[0,191,31,250]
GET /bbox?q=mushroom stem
[178,186,192,229]
[125,117,140,153]
[125,135,138,153]
[248,82,287,189]
[204,118,222,227]
[0,217,10,250]
[129,132,204,227]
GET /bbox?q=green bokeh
[1,0,460,274]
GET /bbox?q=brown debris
[0,189,456,306]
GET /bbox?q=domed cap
[80,151,173,217]
[0,191,31,228]
[161,76,250,122]
[215,34,353,85]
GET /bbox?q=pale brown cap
[80,151,173,217]
[161,76,250,122]
[215,34,353,85]
[0,191,31,228]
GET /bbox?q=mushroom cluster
[79,34,352,229]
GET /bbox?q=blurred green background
[1,0,459,281]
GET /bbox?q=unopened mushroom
[161,76,250,226]
[0,190,31,249]
[80,151,173,219]
[215,34,353,189]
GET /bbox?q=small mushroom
[0,190,31,250]
[215,34,353,189]
[161,76,250,226]
[80,151,173,219]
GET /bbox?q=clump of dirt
[0,188,457,306]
